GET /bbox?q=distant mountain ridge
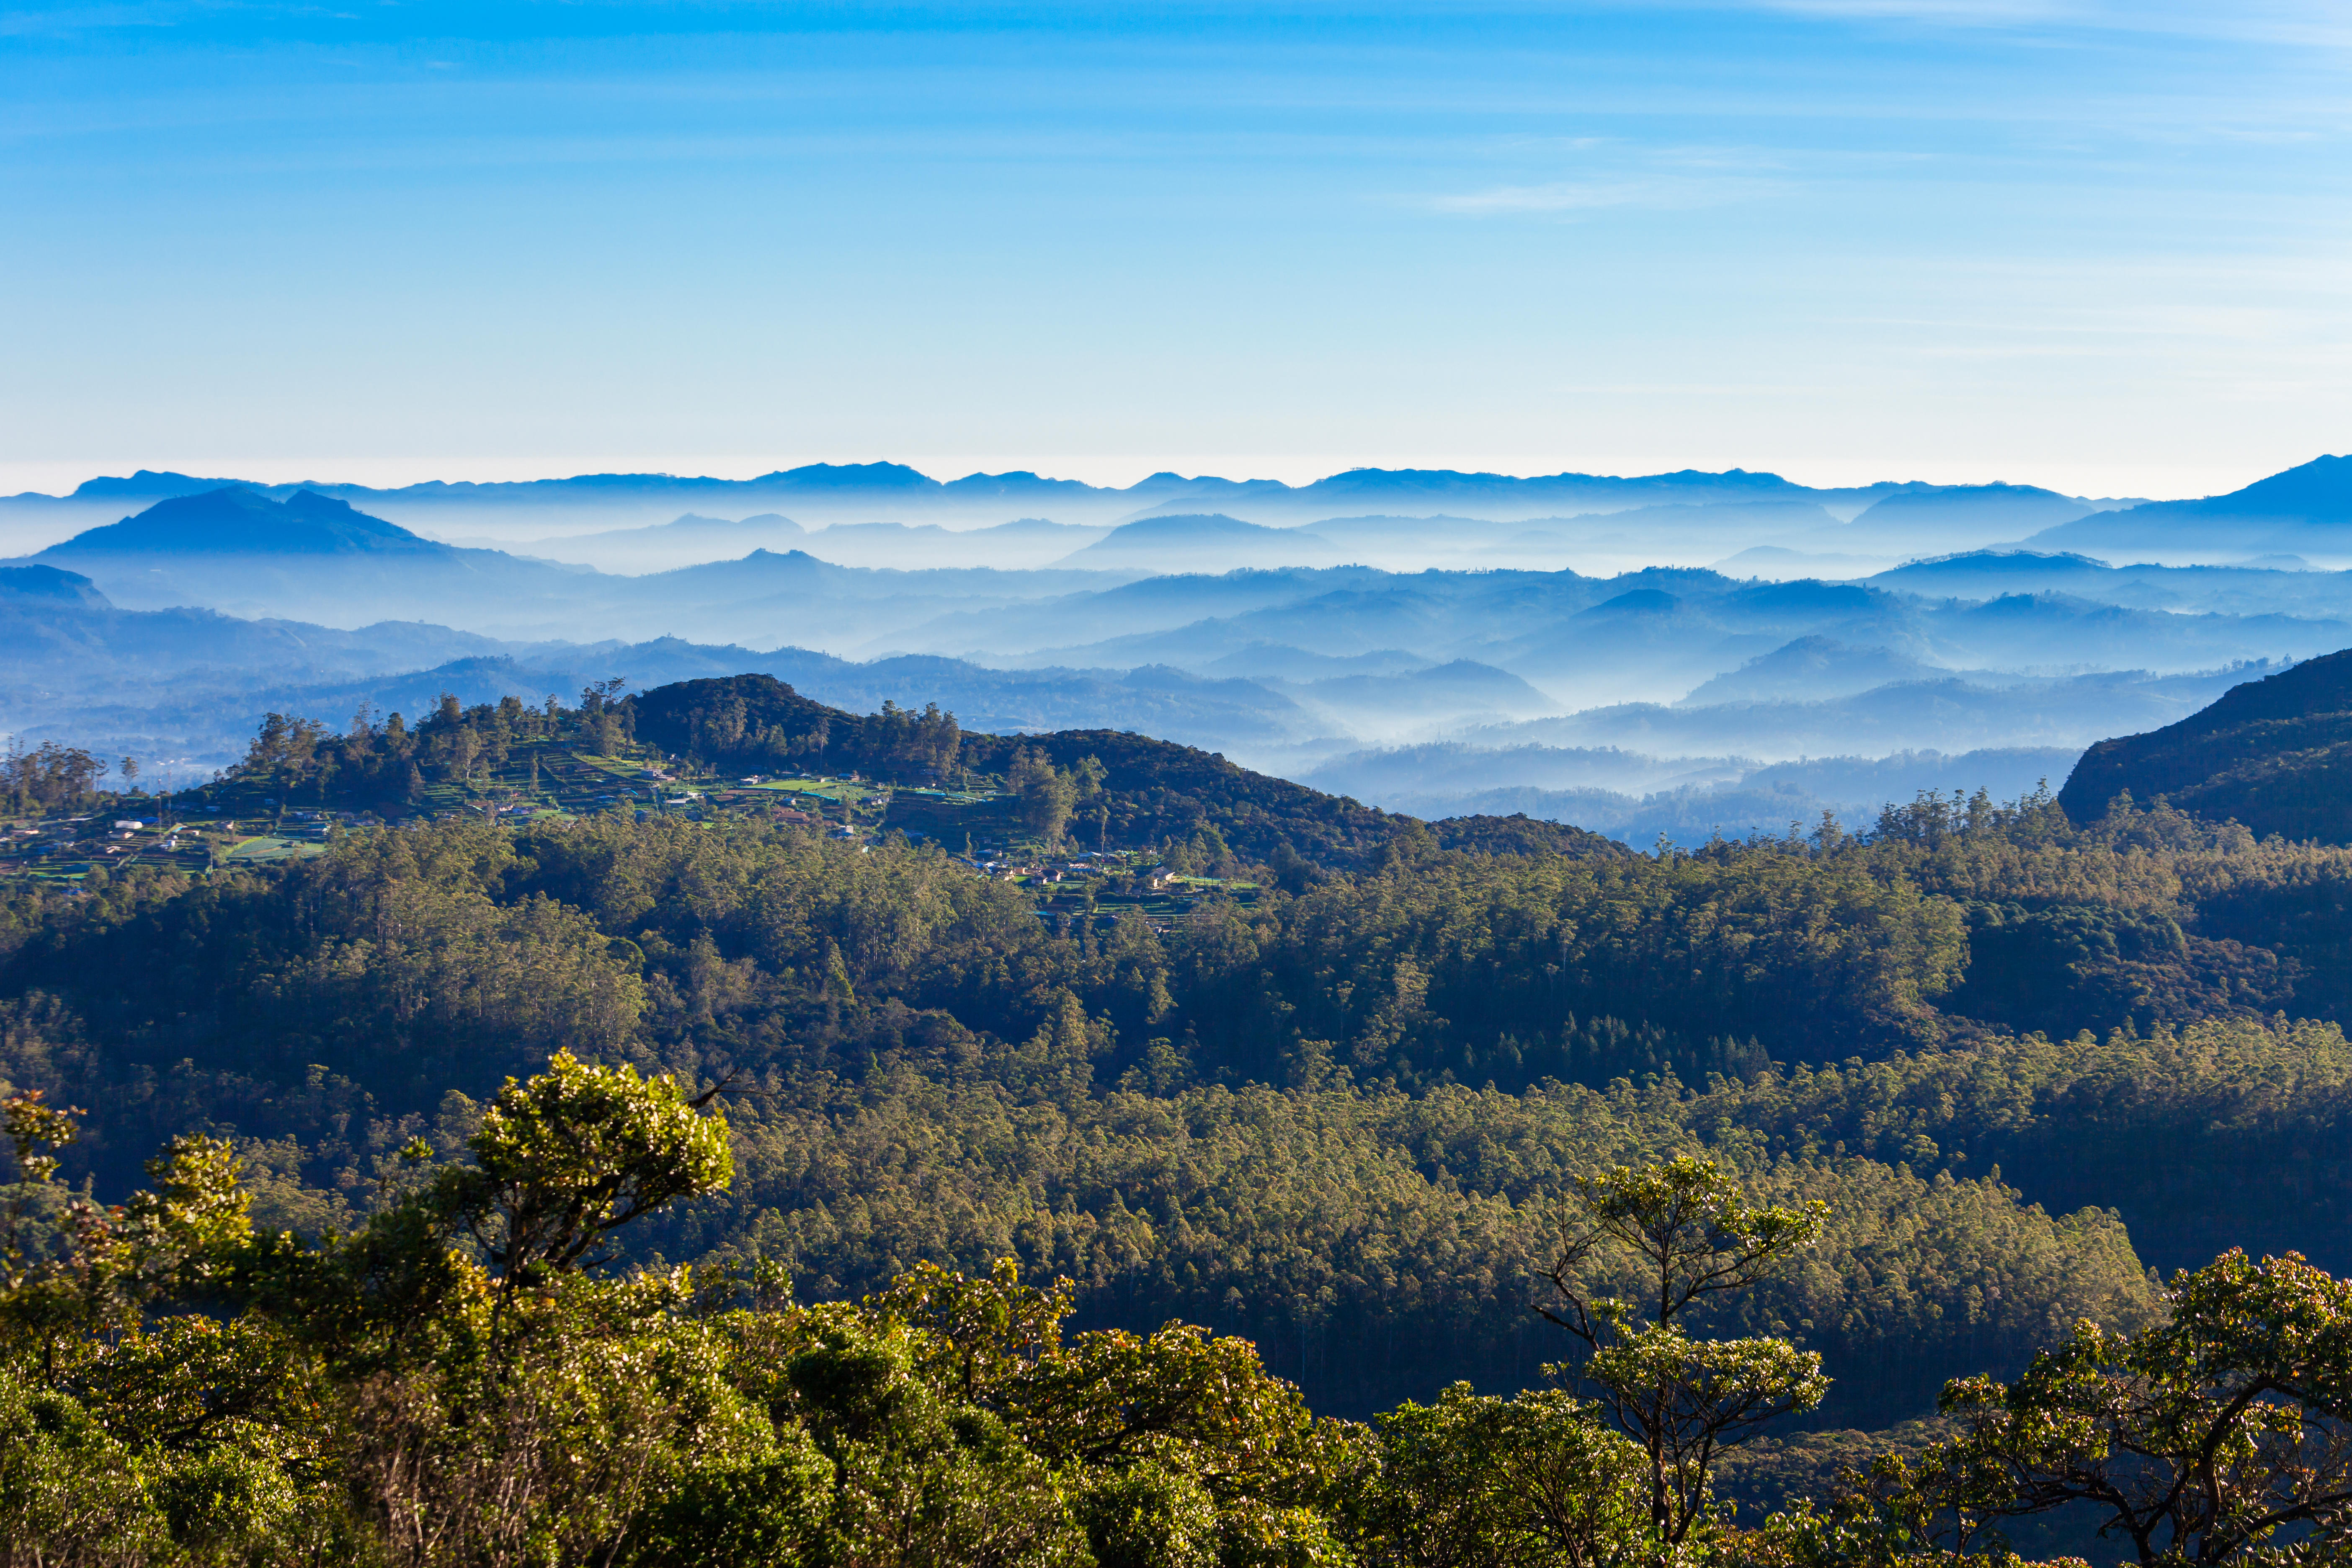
[1063,513,1344,570]
[1850,482,2091,534]
[3,459,2107,533]
[2028,455,2352,562]
[47,486,454,556]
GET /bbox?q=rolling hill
[629,671,1627,869]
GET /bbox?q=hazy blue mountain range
[483,511,807,572]
[1309,744,2084,846]
[20,492,1135,642]
[0,562,511,683]
[484,513,1122,574]
[0,459,1898,526]
[5,461,2350,847]
[9,486,2346,732]
[24,488,604,628]
[1061,513,1348,572]
[1863,549,2352,616]
[0,546,2291,851]
[0,610,1322,784]
[1846,482,2092,536]
[19,450,2339,581]
[1676,635,1942,706]
[2025,453,2352,564]
[1442,664,2280,759]
[55,486,452,556]
[0,563,109,608]
[0,459,2141,561]
[1259,658,1563,738]
[953,570,2348,712]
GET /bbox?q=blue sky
[3,1,2347,498]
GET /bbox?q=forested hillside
[8,673,2352,1563]
[2061,645,2352,843]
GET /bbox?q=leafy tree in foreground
[432,1050,734,1324]
[0,1057,1375,1567]
[1809,1249,2352,1566]
[1540,1156,1832,1556]
[1352,1380,1651,1567]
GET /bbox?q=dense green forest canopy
[5,1040,2348,1565]
[8,673,2352,1564]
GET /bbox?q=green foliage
[1680,1013,2352,1277]
[1353,1382,1651,1567]
[18,690,2352,1562]
[0,1059,1382,1568]
[632,674,965,780]
[772,1313,1094,1568]
[865,1256,1075,1403]
[438,1049,734,1291]
[1540,1157,1831,1549]
[1073,1457,1222,1568]
[616,1432,834,1568]
[0,1364,169,1566]
[1547,1157,1830,1332]
[1011,745,1098,846]
[0,739,108,813]
[0,1044,2337,1568]
[1853,1249,2352,1565]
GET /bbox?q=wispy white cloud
[1738,0,2352,47]
[1757,0,2072,21]
[1421,144,1790,217]
[1425,178,1700,214]
[0,2,213,39]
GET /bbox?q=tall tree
[1538,1156,1830,1555]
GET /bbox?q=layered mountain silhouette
[18,486,600,625]
[502,512,807,571]
[0,460,2115,538]
[1869,550,2118,596]
[1676,635,1942,706]
[0,564,110,608]
[1061,514,1344,571]
[9,459,2352,842]
[53,486,454,555]
[2027,455,2352,561]
[1850,483,2090,535]
[2059,648,2352,842]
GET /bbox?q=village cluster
[0,746,1256,930]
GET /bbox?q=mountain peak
[66,469,270,500]
[38,486,448,558]
[752,462,941,491]
[2194,453,2352,518]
